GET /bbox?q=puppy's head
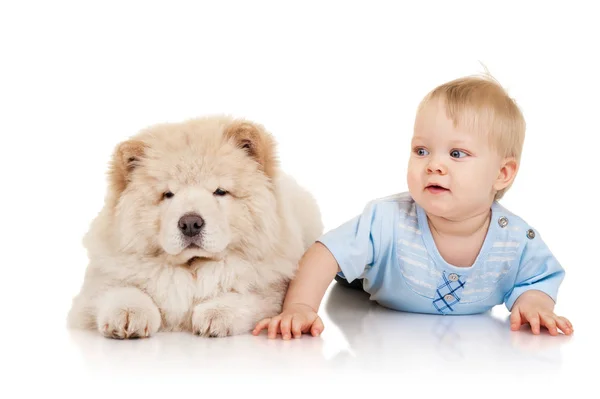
[104,116,281,265]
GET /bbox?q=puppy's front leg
[192,292,281,338]
[95,287,162,339]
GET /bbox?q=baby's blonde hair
[417,73,526,200]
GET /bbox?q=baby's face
[407,99,505,220]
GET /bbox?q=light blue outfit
[318,192,565,315]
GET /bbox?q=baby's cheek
[407,177,419,198]
[464,171,494,198]
[406,168,419,187]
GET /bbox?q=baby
[253,74,573,339]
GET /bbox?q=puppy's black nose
[178,213,205,237]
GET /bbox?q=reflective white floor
[5,278,594,399]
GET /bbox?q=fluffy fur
[67,116,323,339]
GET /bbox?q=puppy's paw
[192,304,237,338]
[97,305,161,339]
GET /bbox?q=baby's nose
[426,161,447,174]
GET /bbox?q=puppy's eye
[213,188,228,196]
[163,191,174,199]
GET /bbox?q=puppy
[67,116,323,338]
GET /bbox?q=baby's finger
[563,317,574,331]
[311,316,324,337]
[540,314,558,336]
[510,310,522,331]
[527,313,541,335]
[280,315,293,340]
[267,317,282,339]
[556,317,572,335]
[252,318,271,335]
[291,317,304,339]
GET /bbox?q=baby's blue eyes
[450,149,468,158]
[414,148,468,158]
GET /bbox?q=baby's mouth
[425,184,449,194]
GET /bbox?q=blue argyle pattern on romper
[433,272,466,314]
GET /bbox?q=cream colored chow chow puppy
[67,116,323,339]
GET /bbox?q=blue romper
[318,192,565,314]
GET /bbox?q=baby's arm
[505,229,573,335]
[252,242,340,339]
[253,200,386,339]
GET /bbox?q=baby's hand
[252,303,324,339]
[510,290,573,336]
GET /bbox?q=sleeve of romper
[504,228,566,311]
[316,201,386,283]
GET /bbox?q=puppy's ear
[224,120,278,178]
[108,139,147,195]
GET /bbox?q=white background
[1,1,599,398]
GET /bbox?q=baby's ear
[224,120,278,178]
[494,157,519,195]
[108,139,147,196]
